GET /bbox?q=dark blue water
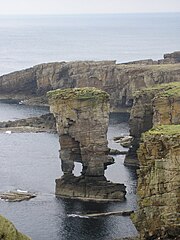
[0,13,180,75]
[0,102,138,239]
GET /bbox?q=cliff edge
[132,125,180,239]
[1,52,180,112]
[0,215,30,240]
[131,82,180,239]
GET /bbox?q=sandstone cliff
[130,82,180,239]
[1,52,180,112]
[0,215,30,240]
[125,82,180,166]
[132,125,180,239]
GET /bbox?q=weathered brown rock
[0,113,56,133]
[1,52,180,113]
[132,125,180,239]
[48,87,126,201]
[125,82,180,166]
[161,51,180,64]
[0,191,36,202]
[0,215,30,240]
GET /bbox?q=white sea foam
[16,189,28,193]
[5,130,12,134]
[67,214,89,219]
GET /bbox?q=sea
[0,13,180,240]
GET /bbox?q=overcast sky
[0,0,180,15]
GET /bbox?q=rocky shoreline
[0,191,36,202]
[0,113,56,133]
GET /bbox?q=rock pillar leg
[48,87,126,201]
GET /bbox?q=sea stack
[48,87,126,201]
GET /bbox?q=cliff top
[47,87,109,102]
[0,215,30,240]
[135,82,180,98]
[144,124,180,136]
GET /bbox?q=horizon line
[0,11,180,16]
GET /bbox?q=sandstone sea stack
[48,87,126,201]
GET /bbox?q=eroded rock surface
[129,83,180,239]
[125,82,180,166]
[0,113,56,133]
[132,125,180,239]
[48,87,126,201]
[1,52,180,113]
[0,191,36,202]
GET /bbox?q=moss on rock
[47,87,109,102]
[134,81,180,98]
[143,124,180,136]
[0,215,31,239]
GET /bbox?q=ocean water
[0,102,138,240]
[0,13,180,75]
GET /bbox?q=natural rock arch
[48,87,126,201]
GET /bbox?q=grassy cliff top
[144,124,180,136]
[0,215,30,240]
[47,87,109,101]
[134,81,180,98]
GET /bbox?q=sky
[0,0,180,15]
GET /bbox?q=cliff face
[0,215,30,240]
[153,87,180,126]
[0,67,37,95]
[130,83,180,239]
[125,82,180,166]
[133,125,180,239]
[48,87,126,201]
[1,53,180,112]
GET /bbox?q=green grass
[134,82,180,98]
[47,87,109,101]
[145,124,180,136]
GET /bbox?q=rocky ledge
[0,113,56,133]
[132,125,180,240]
[125,82,180,166]
[0,215,30,240]
[0,191,36,202]
[48,87,126,201]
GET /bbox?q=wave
[67,214,89,219]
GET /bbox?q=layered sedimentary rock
[48,87,126,201]
[132,125,180,239]
[0,215,30,240]
[0,113,56,133]
[125,82,180,166]
[126,51,180,65]
[162,51,180,64]
[1,52,180,112]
